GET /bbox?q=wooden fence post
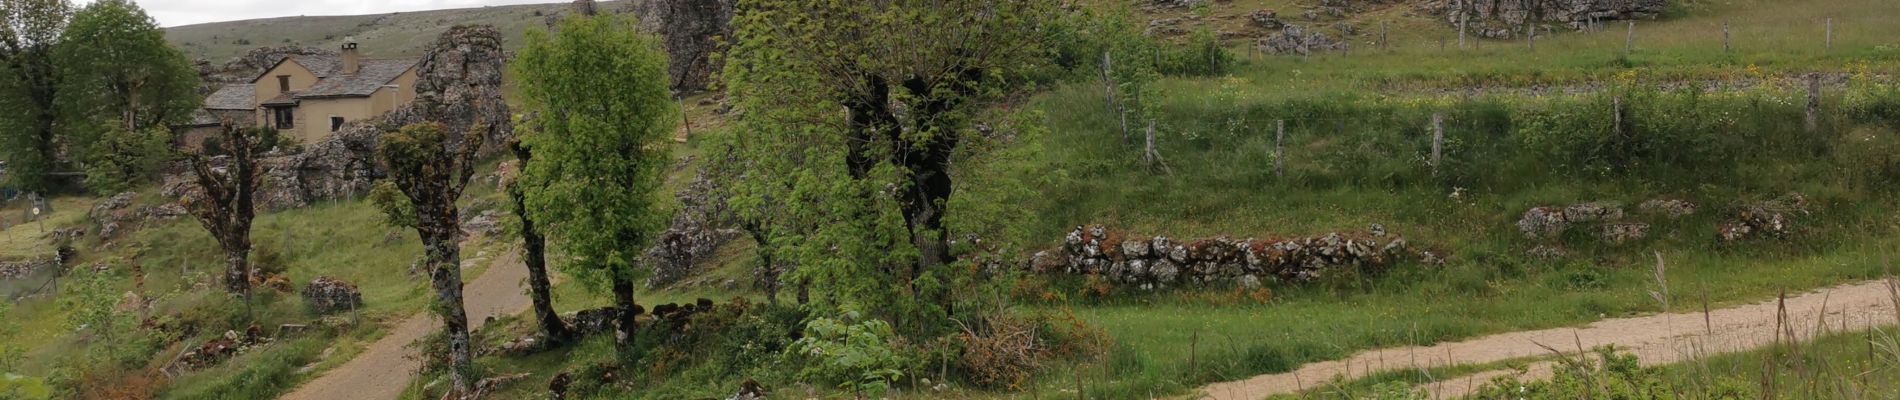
[1431,114,1445,175]
[1528,25,1536,51]
[1275,119,1286,179]
[1825,18,1834,50]
[1459,15,1468,50]
[679,96,693,142]
[1723,22,1731,53]
[1807,74,1822,133]
[1626,21,1636,55]
[1381,21,1389,51]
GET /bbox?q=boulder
[301,277,363,314]
[1638,198,1698,219]
[1250,10,1285,30]
[1599,222,1649,244]
[1260,25,1348,56]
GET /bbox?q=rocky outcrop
[196,46,337,86]
[301,277,363,314]
[1031,224,1413,290]
[627,0,733,93]
[0,257,58,280]
[1439,0,1669,39]
[1638,198,1698,219]
[86,191,188,240]
[1250,10,1286,30]
[645,163,740,288]
[249,25,512,210]
[1260,25,1347,56]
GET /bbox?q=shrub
[785,308,909,396]
[956,315,1045,389]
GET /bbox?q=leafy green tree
[54,0,198,192]
[513,14,674,352]
[60,271,117,341]
[0,0,71,193]
[377,122,484,394]
[721,0,1051,331]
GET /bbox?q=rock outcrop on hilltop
[626,0,733,93]
[195,46,338,86]
[248,25,511,210]
[1438,0,1669,39]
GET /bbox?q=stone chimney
[341,37,360,75]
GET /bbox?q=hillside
[164,2,577,61]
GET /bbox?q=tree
[378,122,484,394]
[514,14,674,352]
[0,0,71,193]
[504,139,572,342]
[55,0,198,192]
[181,122,265,300]
[722,0,1050,330]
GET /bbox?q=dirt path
[280,250,531,400]
[1197,279,1900,400]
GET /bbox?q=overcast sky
[78,0,555,27]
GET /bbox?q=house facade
[183,40,419,148]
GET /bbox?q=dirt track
[1197,278,1900,400]
[279,251,531,400]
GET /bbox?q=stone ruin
[301,276,363,314]
[1260,25,1349,56]
[1030,224,1414,290]
[171,325,270,373]
[1718,193,1808,242]
[1437,0,1669,39]
[563,298,717,337]
[241,25,512,210]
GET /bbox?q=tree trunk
[518,201,570,341]
[508,143,572,341]
[611,272,638,349]
[424,235,473,394]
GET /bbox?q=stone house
[181,39,419,148]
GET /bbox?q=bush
[956,314,1045,389]
[785,308,909,396]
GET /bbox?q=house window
[273,107,295,129]
[330,117,345,132]
[277,75,290,92]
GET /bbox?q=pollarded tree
[513,14,674,352]
[0,0,71,193]
[722,0,1052,330]
[181,121,266,299]
[377,122,484,394]
[55,0,199,192]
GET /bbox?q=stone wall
[1439,0,1669,39]
[1029,224,1416,290]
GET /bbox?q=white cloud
[79,0,556,27]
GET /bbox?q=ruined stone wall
[1440,0,1669,39]
[1029,224,1418,290]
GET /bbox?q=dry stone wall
[1030,224,1415,289]
[1438,0,1669,39]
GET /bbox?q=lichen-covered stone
[301,277,363,314]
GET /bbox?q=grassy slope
[978,0,1900,398]
[164,2,574,61]
[0,170,515,398]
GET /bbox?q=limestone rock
[1440,0,1669,39]
[1599,222,1649,244]
[626,0,734,93]
[301,277,363,314]
[1638,198,1698,219]
[1260,25,1347,56]
[1250,10,1285,30]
